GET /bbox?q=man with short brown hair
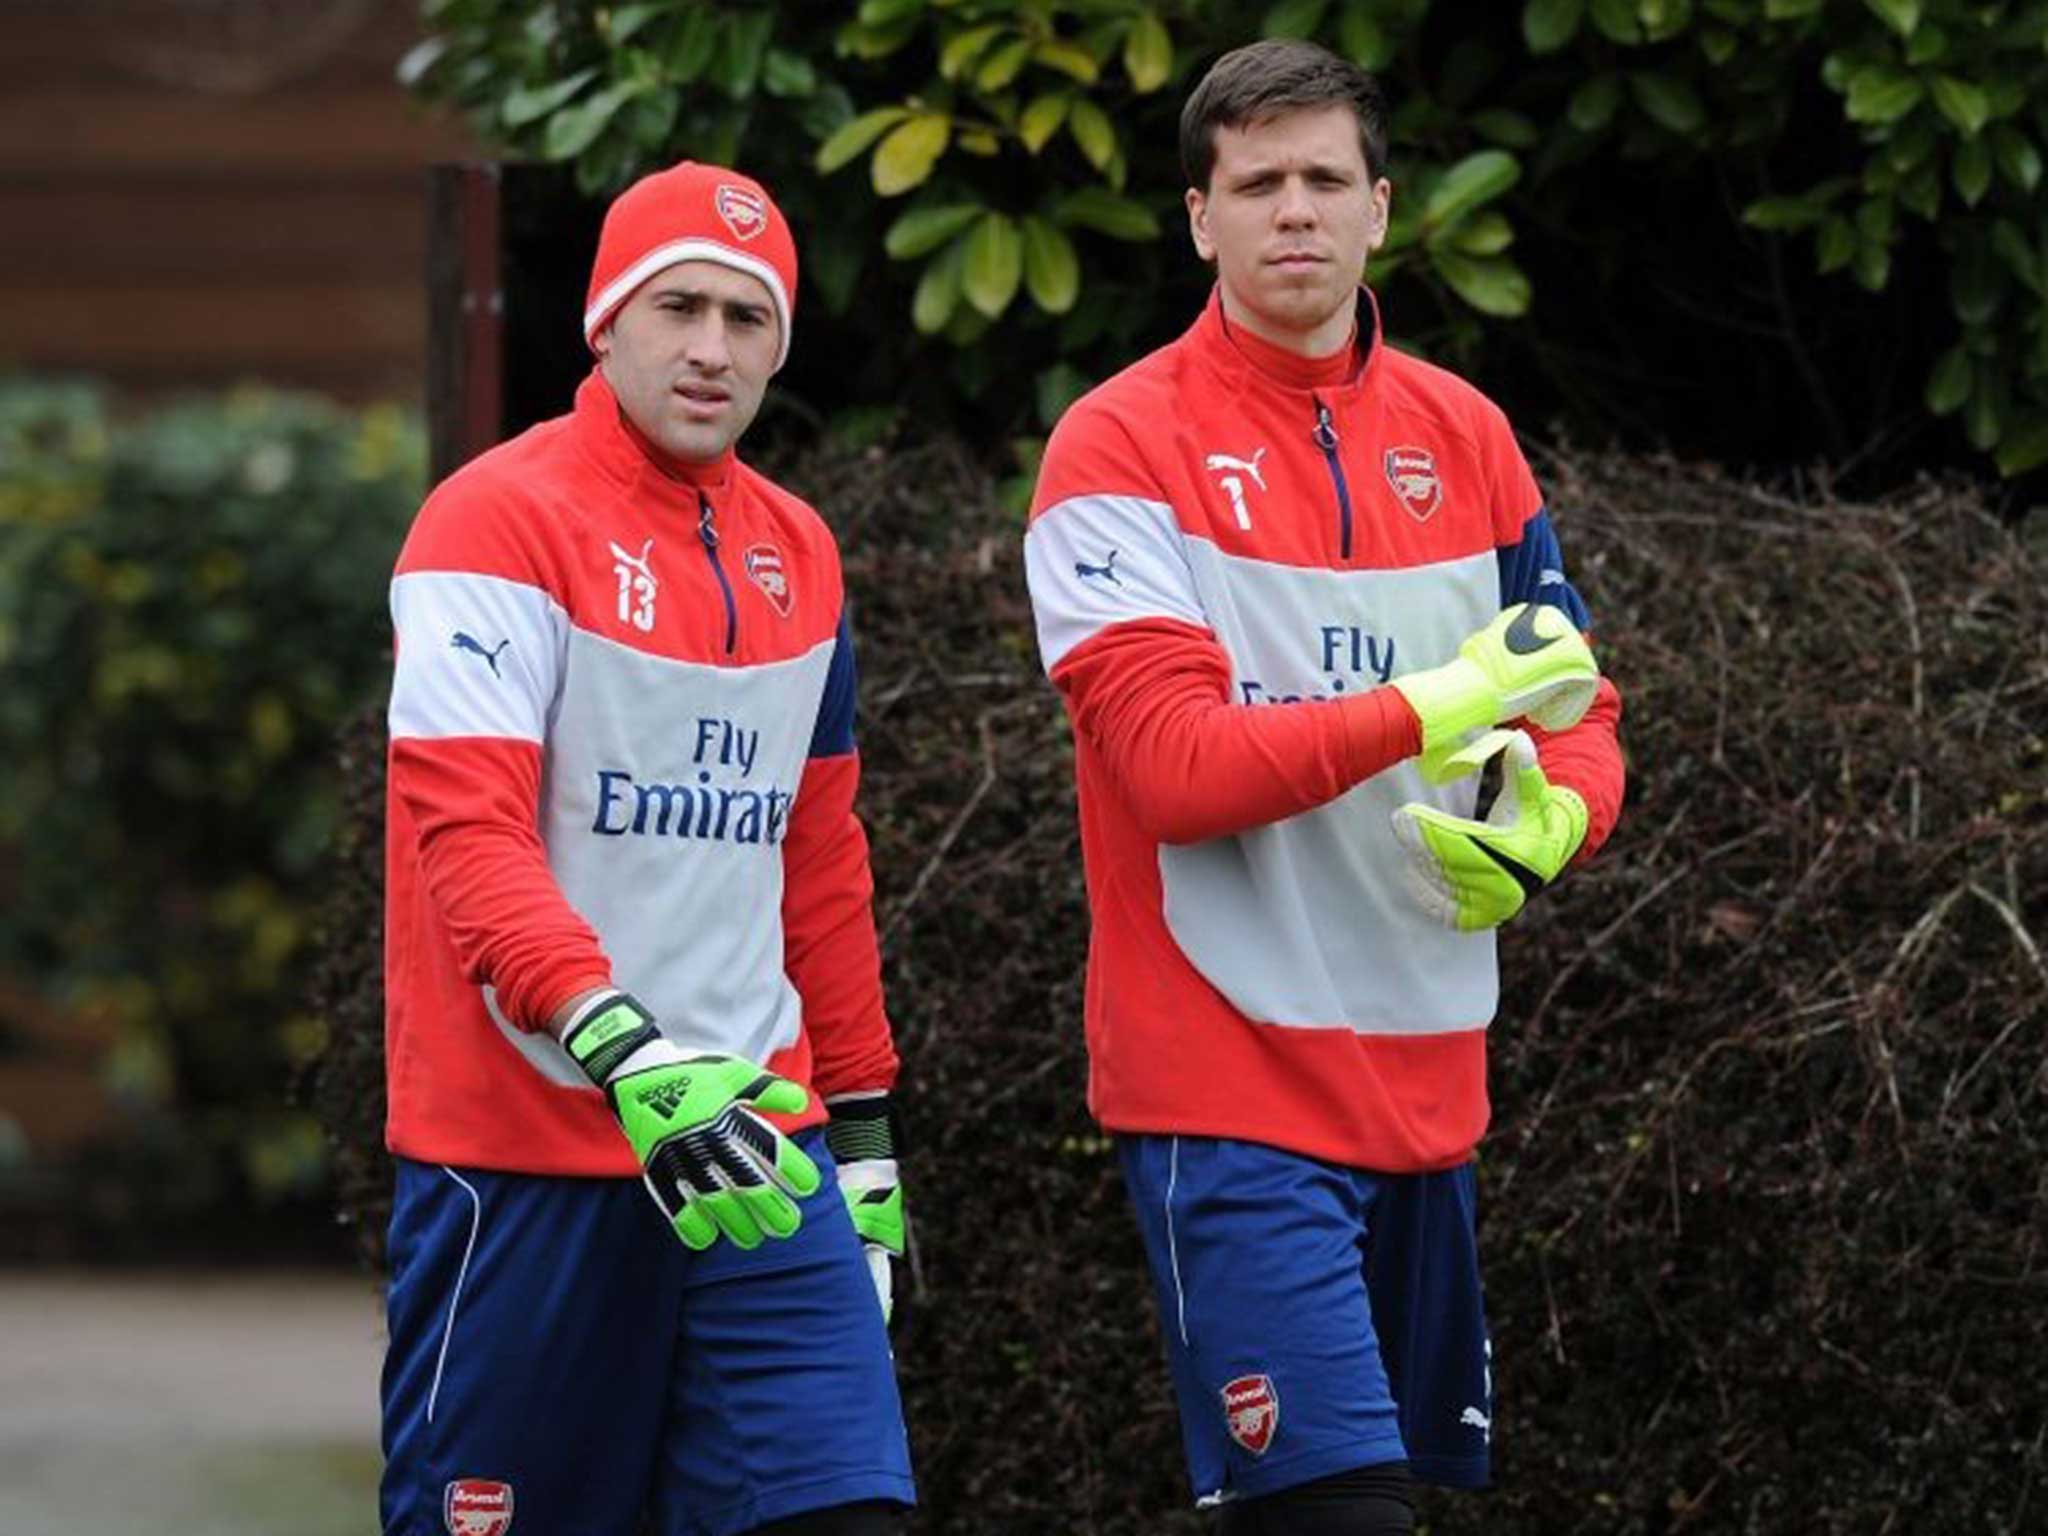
[1025,38,1626,1534]
[379,161,913,1536]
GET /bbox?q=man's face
[1186,103,1391,355]
[594,261,779,463]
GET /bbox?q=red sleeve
[1527,675,1625,861]
[1050,617,1423,845]
[389,736,613,1027]
[386,473,613,1031]
[781,751,898,1096]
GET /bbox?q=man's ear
[591,323,612,362]
[1186,186,1215,263]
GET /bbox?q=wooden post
[427,163,504,485]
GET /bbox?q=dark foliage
[308,440,2046,1533]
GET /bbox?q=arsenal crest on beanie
[582,162,799,370]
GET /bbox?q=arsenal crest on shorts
[1221,1373,1280,1456]
[715,184,769,242]
[744,542,794,617]
[1383,445,1443,523]
[444,1478,514,1535]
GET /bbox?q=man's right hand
[1391,603,1599,771]
[561,991,821,1251]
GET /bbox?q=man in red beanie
[378,161,915,1536]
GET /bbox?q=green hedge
[408,0,2048,475]
[0,379,421,1235]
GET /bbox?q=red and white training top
[1024,288,1624,1173]
[385,370,896,1176]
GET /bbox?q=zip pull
[1312,400,1339,452]
[698,495,720,549]
[1309,395,1355,561]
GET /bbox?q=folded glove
[824,1091,907,1324]
[1391,602,1599,778]
[1391,730,1589,931]
[563,990,821,1250]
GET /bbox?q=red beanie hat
[583,162,798,370]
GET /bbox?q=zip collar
[569,368,738,502]
[1188,284,1385,406]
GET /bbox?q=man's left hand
[1391,731,1588,931]
[825,1093,907,1324]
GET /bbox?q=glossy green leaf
[503,69,597,129]
[977,37,1035,91]
[963,212,1024,318]
[1069,99,1117,171]
[1964,375,2000,451]
[1994,411,2048,475]
[1953,137,1992,206]
[1033,39,1101,84]
[1569,74,1623,133]
[1056,186,1163,241]
[1422,151,1521,227]
[761,48,817,99]
[1523,0,1585,55]
[1020,93,1070,153]
[1991,219,2041,295]
[1852,240,1891,292]
[1816,216,1856,273]
[1021,216,1082,313]
[1589,0,1642,43]
[1451,211,1515,255]
[1926,346,1972,415]
[1931,76,1991,138]
[1124,13,1173,93]
[1337,5,1392,69]
[1432,251,1532,316]
[1862,0,1919,37]
[912,241,964,334]
[1743,196,1827,231]
[1845,68,1925,125]
[1904,23,1948,65]
[1263,0,1330,40]
[940,23,1006,81]
[815,106,912,173]
[719,9,775,97]
[871,114,952,196]
[1951,241,2004,326]
[1630,72,1706,134]
[605,4,666,46]
[1900,165,1941,220]
[1993,127,2043,193]
[885,203,986,260]
[543,81,642,160]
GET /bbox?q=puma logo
[1075,550,1122,586]
[1204,449,1268,491]
[450,632,511,676]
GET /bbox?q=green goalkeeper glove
[1390,730,1589,931]
[824,1092,907,1324]
[1391,603,1599,777]
[563,991,821,1251]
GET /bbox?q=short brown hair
[1179,39,1389,191]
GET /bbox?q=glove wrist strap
[562,990,661,1087]
[823,1090,899,1164]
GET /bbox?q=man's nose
[1275,176,1318,227]
[684,316,733,372]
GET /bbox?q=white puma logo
[1204,448,1268,491]
[608,537,655,580]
